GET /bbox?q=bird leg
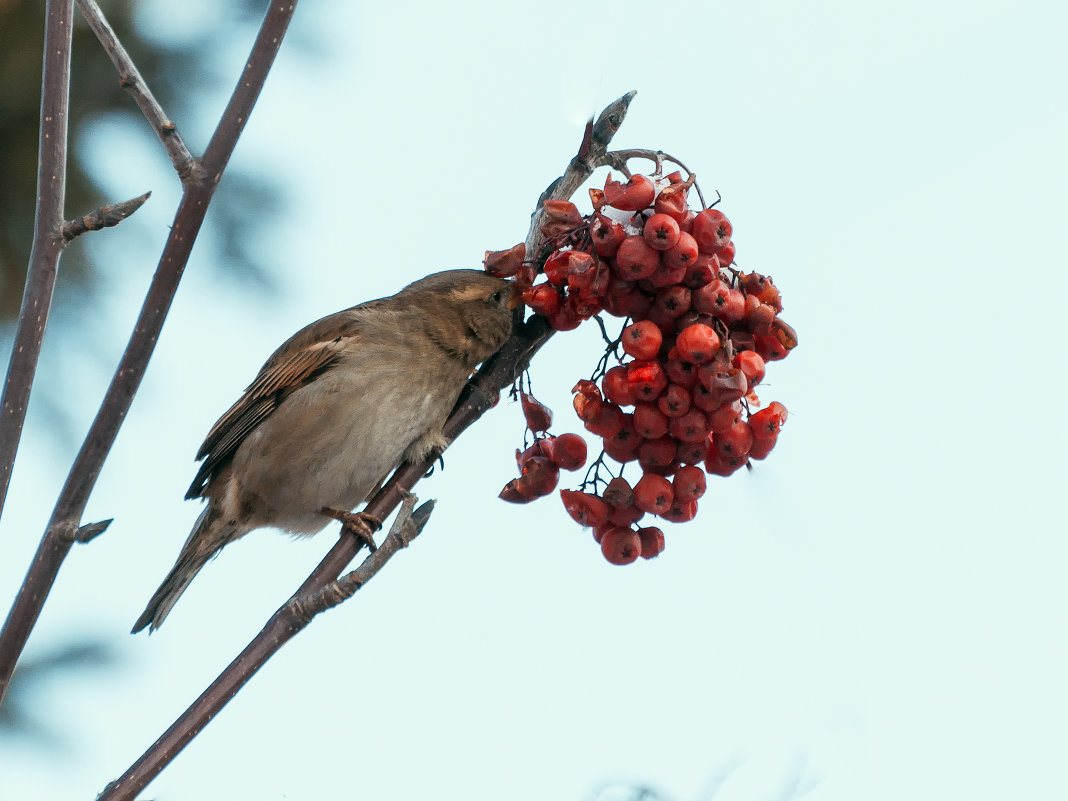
[321,507,382,552]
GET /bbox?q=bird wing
[184,306,372,500]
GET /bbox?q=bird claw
[321,507,381,552]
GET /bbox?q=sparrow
[132,269,516,633]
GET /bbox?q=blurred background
[1,0,1066,799]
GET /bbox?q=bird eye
[491,289,504,303]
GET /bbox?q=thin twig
[74,0,196,179]
[0,0,74,525]
[95,92,639,797]
[97,496,432,801]
[59,192,151,243]
[0,0,302,708]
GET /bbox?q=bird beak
[507,282,523,310]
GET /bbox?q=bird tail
[131,508,236,634]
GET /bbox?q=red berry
[547,432,588,470]
[633,474,674,515]
[627,359,668,402]
[659,499,698,523]
[651,284,692,319]
[749,401,788,440]
[705,450,746,477]
[748,433,778,460]
[643,213,682,251]
[547,303,582,331]
[754,334,789,362]
[600,526,642,565]
[614,235,660,280]
[584,402,625,439]
[675,323,721,365]
[542,249,571,287]
[637,526,666,559]
[603,173,655,212]
[714,240,735,267]
[664,356,699,388]
[673,464,707,502]
[675,437,710,465]
[669,408,710,442]
[603,416,640,462]
[692,279,730,315]
[592,213,627,259]
[560,489,609,527]
[662,232,700,271]
[692,208,733,253]
[709,401,743,434]
[657,384,692,418]
[521,283,562,317]
[602,364,637,406]
[621,320,663,361]
[733,350,766,389]
[637,436,677,472]
[633,402,670,439]
[714,420,754,458]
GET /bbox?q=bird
[132,269,516,633]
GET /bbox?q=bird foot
[321,508,381,552]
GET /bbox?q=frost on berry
[491,161,796,566]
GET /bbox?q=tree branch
[0,0,302,708]
[0,0,74,526]
[95,91,639,797]
[74,0,197,180]
[59,191,151,244]
[98,495,433,801]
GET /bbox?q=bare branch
[0,0,302,708]
[59,192,151,243]
[0,0,74,524]
[74,0,196,179]
[98,496,431,801]
[94,92,638,798]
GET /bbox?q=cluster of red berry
[485,169,796,565]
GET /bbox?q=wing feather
[184,309,366,499]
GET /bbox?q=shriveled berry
[560,489,609,527]
[499,479,535,503]
[602,477,634,507]
[483,243,526,278]
[584,402,625,439]
[603,173,655,211]
[520,392,553,432]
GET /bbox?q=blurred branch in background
[0,639,115,744]
[0,0,300,707]
[0,0,279,443]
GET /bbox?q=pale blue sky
[2,1,1067,799]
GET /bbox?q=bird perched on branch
[132,269,516,633]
